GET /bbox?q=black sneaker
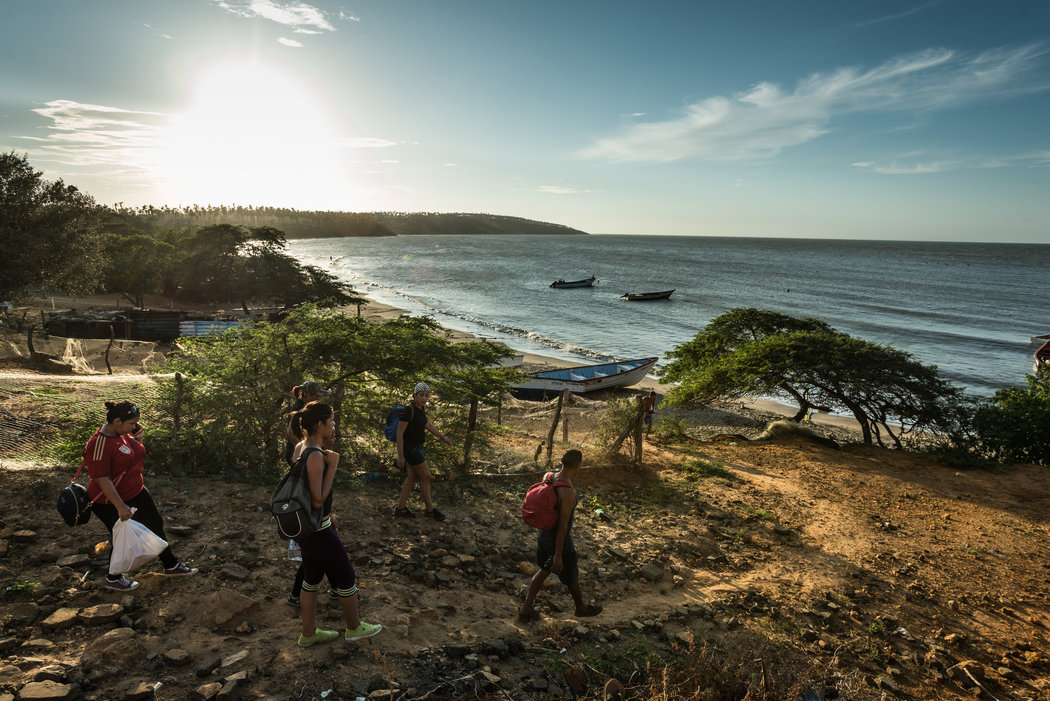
[163,562,198,575]
[104,576,140,591]
[286,594,301,607]
[425,508,446,522]
[393,507,415,519]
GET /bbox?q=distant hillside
[372,212,588,237]
[113,205,588,239]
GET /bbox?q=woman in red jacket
[84,400,197,591]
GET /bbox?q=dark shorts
[536,530,579,586]
[404,444,425,467]
[296,522,357,597]
[644,410,654,426]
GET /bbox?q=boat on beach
[621,289,674,301]
[1035,340,1050,373]
[550,276,597,289]
[1031,332,1050,345]
[510,356,658,399]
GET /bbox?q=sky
[1,1,1048,242]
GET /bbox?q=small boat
[550,276,597,289]
[621,289,674,301]
[510,357,658,399]
[1031,332,1050,345]
[1035,340,1050,374]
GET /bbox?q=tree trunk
[462,397,479,473]
[104,324,115,375]
[26,325,35,355]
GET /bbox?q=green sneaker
[345,621,383,641]
[297,628,339,647]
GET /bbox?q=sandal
[575,604,603,617]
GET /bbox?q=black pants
[93,487,178,572]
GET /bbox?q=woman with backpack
[518,449,602,622]
[393,382,453,521]
[83,400,197,591]
[290,401,382,647]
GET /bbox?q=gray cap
[300,381,329,396]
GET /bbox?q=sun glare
[160,59,348,208]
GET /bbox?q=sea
[287,234,1049,398]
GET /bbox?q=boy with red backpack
[518,449,602,622]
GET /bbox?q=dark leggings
[93,487,178,572]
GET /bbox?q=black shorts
[536,530,579,586]
[404,444,425,466]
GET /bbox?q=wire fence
[0,374,163,464]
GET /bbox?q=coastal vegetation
[148,306,518,480]
[660,308,962,448]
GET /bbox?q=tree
[662,308,962,447]
[0,152,103,301]
[153,306,516,479]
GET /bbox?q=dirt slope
[1,418,1049,700]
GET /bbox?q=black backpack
[271,447,325,539]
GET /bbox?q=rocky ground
[1,398,1049,701]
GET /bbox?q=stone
[219,564,250,581]
[220,650,248,668]
[1,602,40,626]
[12,530,37,543]
[194,682,222,700]
[80,628,144,668]
[14,681,78,700]
[773,524,793,536]
[78,603,124,625]
[31,667,67,683]
[163,649,191,666]
[196,653,222,678]
[445,642,471,659]
[216,679,241,701]
[123,680,157,701]
[41,608,79,631]
[481,639,508,657]
[55,555,90,568]
[639,564,664,582]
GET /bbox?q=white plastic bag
[109,510,167,574]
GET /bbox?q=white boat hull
[511,357,657,396]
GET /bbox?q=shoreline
[351,296,865,436]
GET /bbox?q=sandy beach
[352,295,865,438]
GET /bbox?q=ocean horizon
[288,234,1048,398]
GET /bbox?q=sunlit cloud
[137,23,172,40]
[582,44,1049,164]
[338,11,361,22]
[277,37,303,47]
[843,0,942,30]
[333,137,397,148]
[22,100,168,168]
[853,150,1050,174]
[535,185,597,195]
[212,0,335,32]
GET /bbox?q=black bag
[57,482,92,526]
[271,447,325,539]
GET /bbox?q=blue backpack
[383,405,413,441]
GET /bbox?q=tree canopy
[153,306,518,479]
[1,152,103,301]
[661,308,962,447]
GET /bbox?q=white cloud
[21,100,168,168]
[857,150,1050,175]
[535,185,596,195]
[338,11,361,22]
[333,137,397,148]
[581,44,1049,164]
[277,37,303,47]
[213,0,335,32]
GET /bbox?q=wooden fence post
[544,390,568,467]
[462,396,479,473]
[173,372,184,471]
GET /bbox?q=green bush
[969,367,1050,466]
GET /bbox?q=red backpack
[521,472,572,530]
